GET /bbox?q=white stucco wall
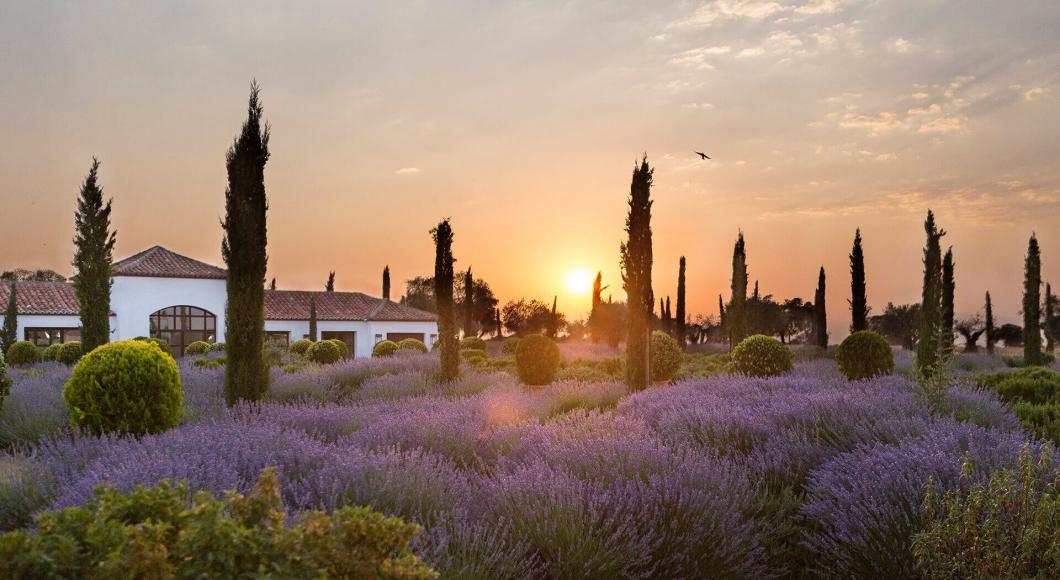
[15,314,116,343]
[263,319,438,358]
[110,276,228,341]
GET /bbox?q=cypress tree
[718,294,725,327]
[432,219,459,381]
[659,298,666,331]
[222,83,270,405]
[325,271,335,292]
[308,299,317,341]
[72,158,116,354]
[268,278,276,291]
[1045,283,1055,354]
[676,256,687,348]
[620,156,654,390]
[1024,234,1042,365]
[728,232,748,349]
[814,266,828,348]
[665,296,672,336]
[2,280,17,353]
[849,228,867,332]
[495,307,503,339]
[916,210,946,377]
[942,248,955,350]
[590,271,603,344]
[985,291,995,354]
[463,268,474,337]
[382,266,391,300]
[548,295,558,338]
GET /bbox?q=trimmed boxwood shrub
[372,340,399,358]
[42,343,63,362]
[184,340,211,356]
[650,331,684,382]
[5,340,40,366]
[460,349,488,367]
[731,334,793,378]
[57,341,83,365]
[289,339,313,356]
[326,339,349,359]
[62,340,183,436]
[306,340,342,364]
[208,342,225,353]
[515,334,561,386]
[397,338,428,353]
[500,337,521,355]
[134,336,170,351]
[459,336,486,351]
[835,330,894,380]
[0,468,437,579]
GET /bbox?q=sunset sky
[1,1,1057,338]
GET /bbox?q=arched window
[149,306,216,357]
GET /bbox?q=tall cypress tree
[72,158,116,354]
[1023,234,1042,366]
[308,299,317,341]
[728,232,748,349]
[268,278,276,290]
[985,291,995,354]
[849,228,867,332]
[494,307,503,339]
[916,210,946,377]
[325,272,335,292]
[382,266,391,300]
[432,219,459,381]
[676,256,687,349]
[2,280,17,353]
[814,267,828,348]
[620,156,654,390]
[590,271,603,344]
[1045,283,1055,354]
[548,295,558,338]
[942,248,955,350]
[463,268,474,337]
[664,296,672,336]
[222,83,270,405]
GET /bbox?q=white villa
[0,246,438,359]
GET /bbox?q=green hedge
[977,367,1060,444]
[835,331,894,380]
[459,336,486,351]
[57,342,83,365]
[515,334,561,386]
[731,335,793,378]
[398,338,428,353]
[372,340,399,358]
[0,468,437,579]
[650,331,684,382]
[62,340,182,436]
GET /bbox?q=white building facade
[1,246,438,359]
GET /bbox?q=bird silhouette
[694,151,711,160]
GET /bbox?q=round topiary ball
[42,343,63,362]
[397,338,428,353]
[372,340,399,358]
[326,338,349,359]
[306,340,342,364]
[500,337,521,356]
[459,336,486,351]
[289,339,313,356]
[5,340,40,366]
[184,340,211,356]
[515,334,561,386]
[57,341,83,365]
[62,340,182,436]
[835,330,894,380]
[650,331,684,382]
[731,335,793,378]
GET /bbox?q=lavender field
[0,349,1049,578]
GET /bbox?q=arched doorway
[150,305,216,357]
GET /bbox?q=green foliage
[209,342,225,352]
[289,338,313,356]
[621,156,654,390]
[681,352,732,378]
[978,367,1060,443]
[432,218,459,382]
[41,343,63,362]
[397,338,428,353]
[650,331,683,382]
[515,334,561,386]
[728,232,749,349]
[835,331,894,380]
[730,335,793,378]
[500,337,521,355]
[135,336,170,351]
[5,341,39,366]
[326,338,349,359]
[57,342,83,365]
[460,349,488,368]
[373,340,399,358]
[459,336,486,351]
[0,353,10,413]
[813,267,828,348]
[0,468,437,579]
[72,158,116,354]
[850,228,868,332]
[917,210,946,379]
[62,340,182,436]
[307,340,343,364]
[1,281,17,355]
[1024,234,1042,365]
[184,340,211,356]
[913,445,1060,579]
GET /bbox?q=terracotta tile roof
[112,246,226,280]
[264,290,437,322]
[0,281,82,316]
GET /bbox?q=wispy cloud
[395,167,420,175]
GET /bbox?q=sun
[563,268,594,295]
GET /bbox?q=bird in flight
[694,151,711,160]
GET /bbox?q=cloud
[839,111,905,134]
[669,46,730,66]
[888,38,915,54]
[737,46,766,58]
[1023,86,1046,101]
[794,0,844,15]
[682,102,716,109]
[677,0,788,26]
[918,115,967,134]
[395,167,420,175]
